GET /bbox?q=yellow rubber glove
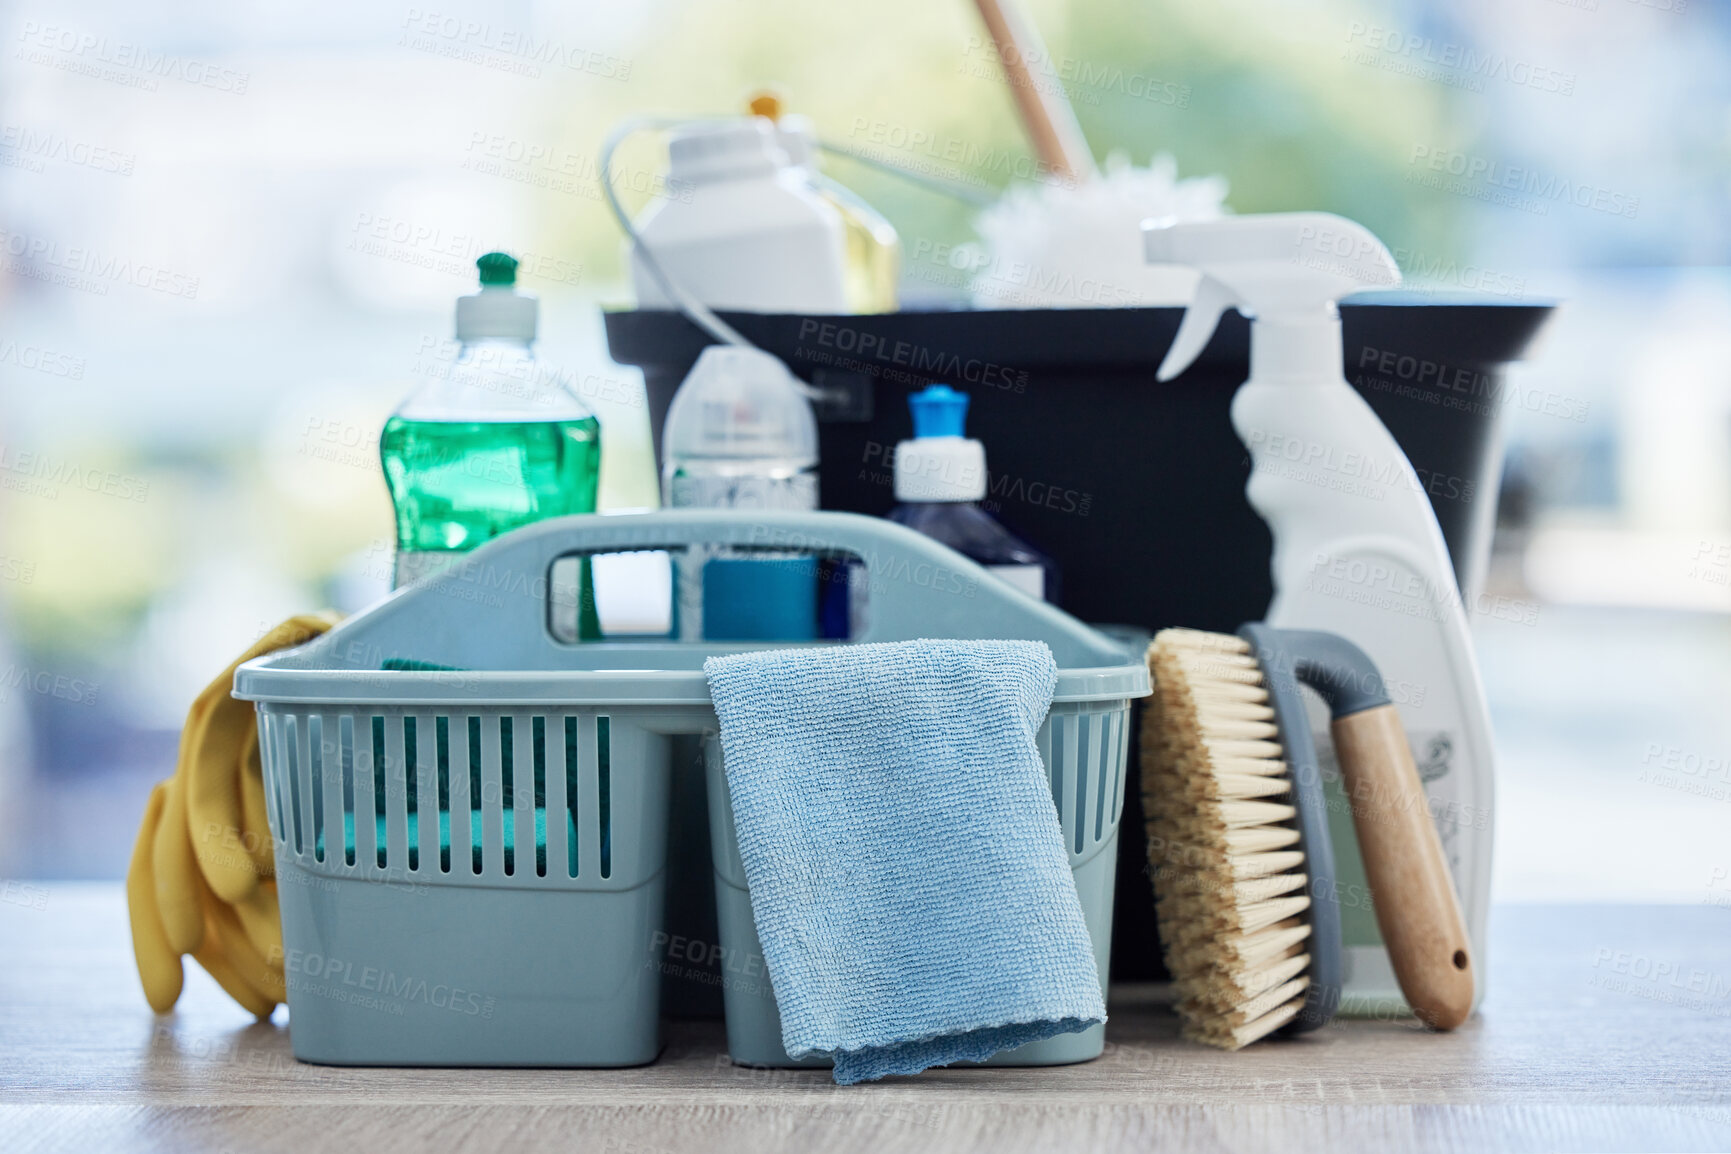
[126,783,182,1013]
[152,772,205,955]
[237,728,277,882]
[127,612,342,1016]
[186,614,342,903]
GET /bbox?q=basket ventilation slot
[268,709,614,884]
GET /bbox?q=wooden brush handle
[970,0,1096,182]
[1331,704,1475,1029]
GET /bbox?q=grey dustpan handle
[1242,625,1475,1031]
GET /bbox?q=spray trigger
[1145,211,1404,384]
[1157,275,1238,382]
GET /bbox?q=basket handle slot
[550,545,867,645]
[247,512,1131,678]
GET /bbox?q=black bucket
[606,298,1553,985]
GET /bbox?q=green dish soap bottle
[381,252,603,637]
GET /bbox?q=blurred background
[1,0,1727,906]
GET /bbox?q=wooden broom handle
[970,0,1096,183]
[1331,703,1475,1029]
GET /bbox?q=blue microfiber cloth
[704,638,1106,1085]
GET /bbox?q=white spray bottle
[1144,212,1492,1014]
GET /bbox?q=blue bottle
[888,385,1059,602]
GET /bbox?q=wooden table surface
[2,886,1728,1153]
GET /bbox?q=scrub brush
[1143,625,1474,1049]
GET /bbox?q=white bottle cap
[663,345,818,464]
[894,384,986,501]
[667,119,790,186]
[455,252,536,342]
[895,436,986,502]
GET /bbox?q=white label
[987,563,1044,601]
[666,473,817,510]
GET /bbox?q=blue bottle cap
[908,384,969,439]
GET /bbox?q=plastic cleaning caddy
[233,510,1148,1068]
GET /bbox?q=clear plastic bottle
[661,345,818,510]
[661,345,823,639]
[381,252,602,637]
[888,385,1058,603]
[750,96,901,314]
[825,178,902,315]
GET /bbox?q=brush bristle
[1142,627,1313,1050]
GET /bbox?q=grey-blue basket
[234,510,1149,1068]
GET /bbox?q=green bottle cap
[476,251,519,287]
